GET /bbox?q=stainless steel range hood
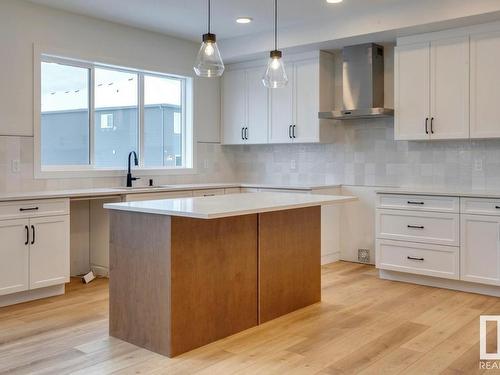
[319,43,394,120]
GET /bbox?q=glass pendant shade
[262,50,288,88]
[194,33,225,78]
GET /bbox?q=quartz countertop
[103,192,356,219]
[0,183,341,202]
[376,187,500,199]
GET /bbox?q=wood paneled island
[104,192,355,357]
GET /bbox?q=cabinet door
[470,31,500,138]
[246,67,269,144]
[0,219,29,296]
[394,43,430,140]
[461,214,500,286]
[430,36,469,140]
[270,64,294,144]
[294,60,320,143]
[29,215,70,289]
[221,69,246,144]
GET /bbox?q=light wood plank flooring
[1,261,499,374]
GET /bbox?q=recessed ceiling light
[326,0,343,3]
[236,17,253,24]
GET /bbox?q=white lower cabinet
[376,239,459,280]
[461,214,500,286]
[0,219,30,296]
[377,193,500,294]
[29,215,70,290]
[0,199,70,301]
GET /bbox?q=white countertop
[103,192,357,219]
[376,187,500,199]
[0,183,341,202]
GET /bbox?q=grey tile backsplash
[227,118,500,191]
[2,118,500,193]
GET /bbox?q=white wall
[0,0,231,193]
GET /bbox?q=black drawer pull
[495,206,500,209]
[203,194,215,197]
[407,225,424,229]
[25,225,29,245]
[407,256,424,261]
[20,207,39,212]
[407,201,424,205]
[31,225,35,245]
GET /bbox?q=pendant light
[262,0,288,88]
[194,0,224,77]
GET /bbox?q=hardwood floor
[0,261,499,374]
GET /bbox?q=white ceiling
[28,0,406,42]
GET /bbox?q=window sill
[35,166,197,179]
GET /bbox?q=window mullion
[139,73,145,168]
[89,65,95,167]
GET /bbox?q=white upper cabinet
[470,30,500,138]
[221,70,246,145]
[221,68,269,144]
[270,64,294,144]
[246,67,270,144]
[294,59,320,143]
[222,51,334,145]
[395,42,431,140]
[430,36,470,140]
[395,36,469,140]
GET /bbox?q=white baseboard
[380,270,500,297]
[0,284,65,307]
[321,252,340,265]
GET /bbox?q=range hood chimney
[319,43,394,120]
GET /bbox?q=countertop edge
[103,195,357,219]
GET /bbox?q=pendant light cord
[208,0,211,34]
[274,0,278,50]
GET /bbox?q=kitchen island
[104,192,356,357]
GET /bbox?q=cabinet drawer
[377,194,459,213]
[376,239,459,280]
[192,189,225,197]
[461,197,500,216]
[376,209,459,246]
[0,199,69,220]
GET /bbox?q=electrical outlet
[290,159,296,170]
[11,159,20,173]
[474,158,483,172]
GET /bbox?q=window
[41,62,90,166]
[38,54,193,175]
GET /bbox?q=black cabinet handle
[407,256,424,261]
[407,225,424,229]
[495,206,500,209]
[31,225,35,245]
[407,201,424,205]
[241,127,245,140]
[430,117,434,134]
[25,225,29,245]
[292,125,296,139]
[245,127,248,140]
[20,207,39,212]
[288,125,292,139]
[425,118,429,134]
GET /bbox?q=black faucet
[126,151,140,187]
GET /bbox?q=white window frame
[34,51,195,179]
